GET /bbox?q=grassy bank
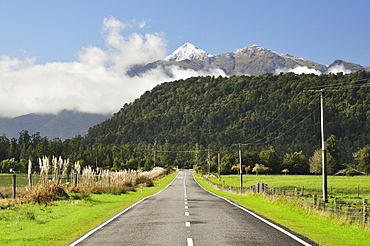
[195,174,370,246]
[0,172,177,246]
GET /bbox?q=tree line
[1,131,369,176]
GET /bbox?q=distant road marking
[187,238,194,246]
[185,206,188,209]
[185,201,188,205]
[184,172,187,198]
[192,173,312,246]
[185,212,189,216]
[185,222,191,227]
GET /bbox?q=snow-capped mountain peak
[165,42,214,61]
[235,44,273,55]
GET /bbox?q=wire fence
[203,177,369,226]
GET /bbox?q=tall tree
[354,145,370,174]
[282,151,309,174]
[259,149,280,173]
[0,135,10,160]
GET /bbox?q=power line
[303,78,370,91]
[241,94,321,146]
[248,104,321,146]
[242,91,303,144]
[241,78,370,146]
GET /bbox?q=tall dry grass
[23,156,165,205]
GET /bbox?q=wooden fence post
[313,194,317,208]
[12,174,16,199]
[333,197,338,214]
[357,184,360,198]
[28,173,32,191]
[363,199,368,225]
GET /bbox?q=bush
[25,185,69,205]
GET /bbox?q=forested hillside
[86,71,370,166]
[1,71,370,175]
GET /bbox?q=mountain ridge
[128,43,369,77]
[0,110,111,140]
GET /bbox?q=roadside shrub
[92,185,136,195]
[68,186,92,200]
[25,185,69,205]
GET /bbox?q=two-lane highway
[70,170,317,245]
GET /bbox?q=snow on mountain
[235,44,289,59]
[235,44,266,53]
[128,43,367,77]
[164,42,214,61]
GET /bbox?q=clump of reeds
[78,166,165,189]
[25,157,71,205]
[39,156,50,186]
[25,184,69,205]
[51,156,69,185]
[75,166,165,195]
[24,157,165,202]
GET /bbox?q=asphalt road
[70,170,318,246]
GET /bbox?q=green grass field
[0,174,30,186]
[0,172,177,246]
[195,174,370,246]
[207,174,370,199]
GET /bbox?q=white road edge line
[69,171,182,246]
[187,238,194,246]
[192,172,312,246]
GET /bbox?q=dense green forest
[1,71,370,174]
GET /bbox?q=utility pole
[320,89,328,203]
[239,143,243,190]
[207,149,211,175]
[153,140,157,166]
[304,88,328,203]
[218,152,221,181]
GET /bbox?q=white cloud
[275,66,322,75]
[0,17,225,118]
[327,64,352,74]
[275,64,354,76]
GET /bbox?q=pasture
[207,174,370,199]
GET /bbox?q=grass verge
[0,172,177,246]
[195,174,370,246]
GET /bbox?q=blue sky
[1,0,369,65]
[0,0,369,117]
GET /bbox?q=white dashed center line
[187,238,194,246]
[184,172,193,245]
